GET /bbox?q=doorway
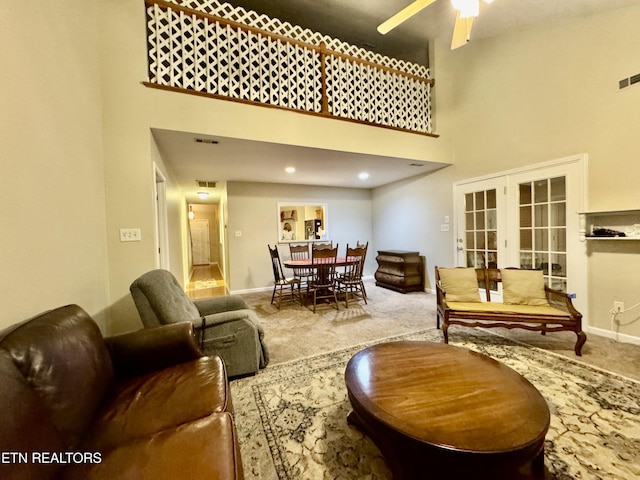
[455,177,506,299]
[153,165,169,269]
[187,203,226,298]
[454,155,587,317]
[190,219,210,265]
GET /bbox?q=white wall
[374,4,640,339]
[0,1,110,329]
[99,0,447,333]
[6,0,637,343]
[227,182,373,292]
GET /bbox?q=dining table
[282,257,355,269]
[283,257,357,309]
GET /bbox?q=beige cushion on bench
[447,301,571,317]
[501,269,549,306]
[438,268,481,302]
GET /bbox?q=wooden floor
[186,264,226,299]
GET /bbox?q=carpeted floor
[240,280,640,381]
[230,327,640,479]
[231,280,640,479]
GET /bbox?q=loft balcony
[144,0,435,136]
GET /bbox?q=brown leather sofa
[0,304,243,480]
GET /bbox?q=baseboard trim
[586,325,640,346]
[231,286,273,295]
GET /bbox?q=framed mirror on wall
[278,202,328,243]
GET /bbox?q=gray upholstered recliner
[130,269,268,377]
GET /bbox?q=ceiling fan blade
[377,0,438,35]
[451,10,474,49]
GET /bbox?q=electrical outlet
[120,228,142,242]
[613,301,624,313]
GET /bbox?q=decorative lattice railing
[145,0,435,135]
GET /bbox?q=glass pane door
[518,176,567,290]
[456,178,506,299]
[464,189,498,269]
[458,155,586,317]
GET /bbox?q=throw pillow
[501,269,549,306]
[438,268,481,302]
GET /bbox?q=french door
[512,175,568,290]
[454,156,587,315]
[456,177,507,299]
[456,178,506,270]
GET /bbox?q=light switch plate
[120,228,141,242]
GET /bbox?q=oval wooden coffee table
[345,341,550,479]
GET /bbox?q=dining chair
[268,245,301,309]
[288,243,313,289]
[308,244,339,313]
[312,241,333,250]
[337,242,368,307]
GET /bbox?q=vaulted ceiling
[227,0,639,63]
[155,0,640,202]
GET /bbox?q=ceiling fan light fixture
[451,0,479,18]
[377,0,437,35]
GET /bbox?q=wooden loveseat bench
[435,266,587,356]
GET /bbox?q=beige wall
[0,1,110,330]
[100,0,447,333]
[4,0,638,345]
[227,182,374,292]
[374,5,640,340]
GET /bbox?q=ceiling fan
[377,0,494,49]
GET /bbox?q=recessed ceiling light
[285,166,296,173]
[197,192,209,199]
[358,172,370,180]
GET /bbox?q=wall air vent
[194,138,219,144]
[619,73,640,90]
[196,180,217,188]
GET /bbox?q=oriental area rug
[230,328,640,480]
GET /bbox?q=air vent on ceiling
[196,180,217,188]
[194,138,219,144]
[619,72,640,90]
[408,163,425,167]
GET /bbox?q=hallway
[186,264,226,299]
